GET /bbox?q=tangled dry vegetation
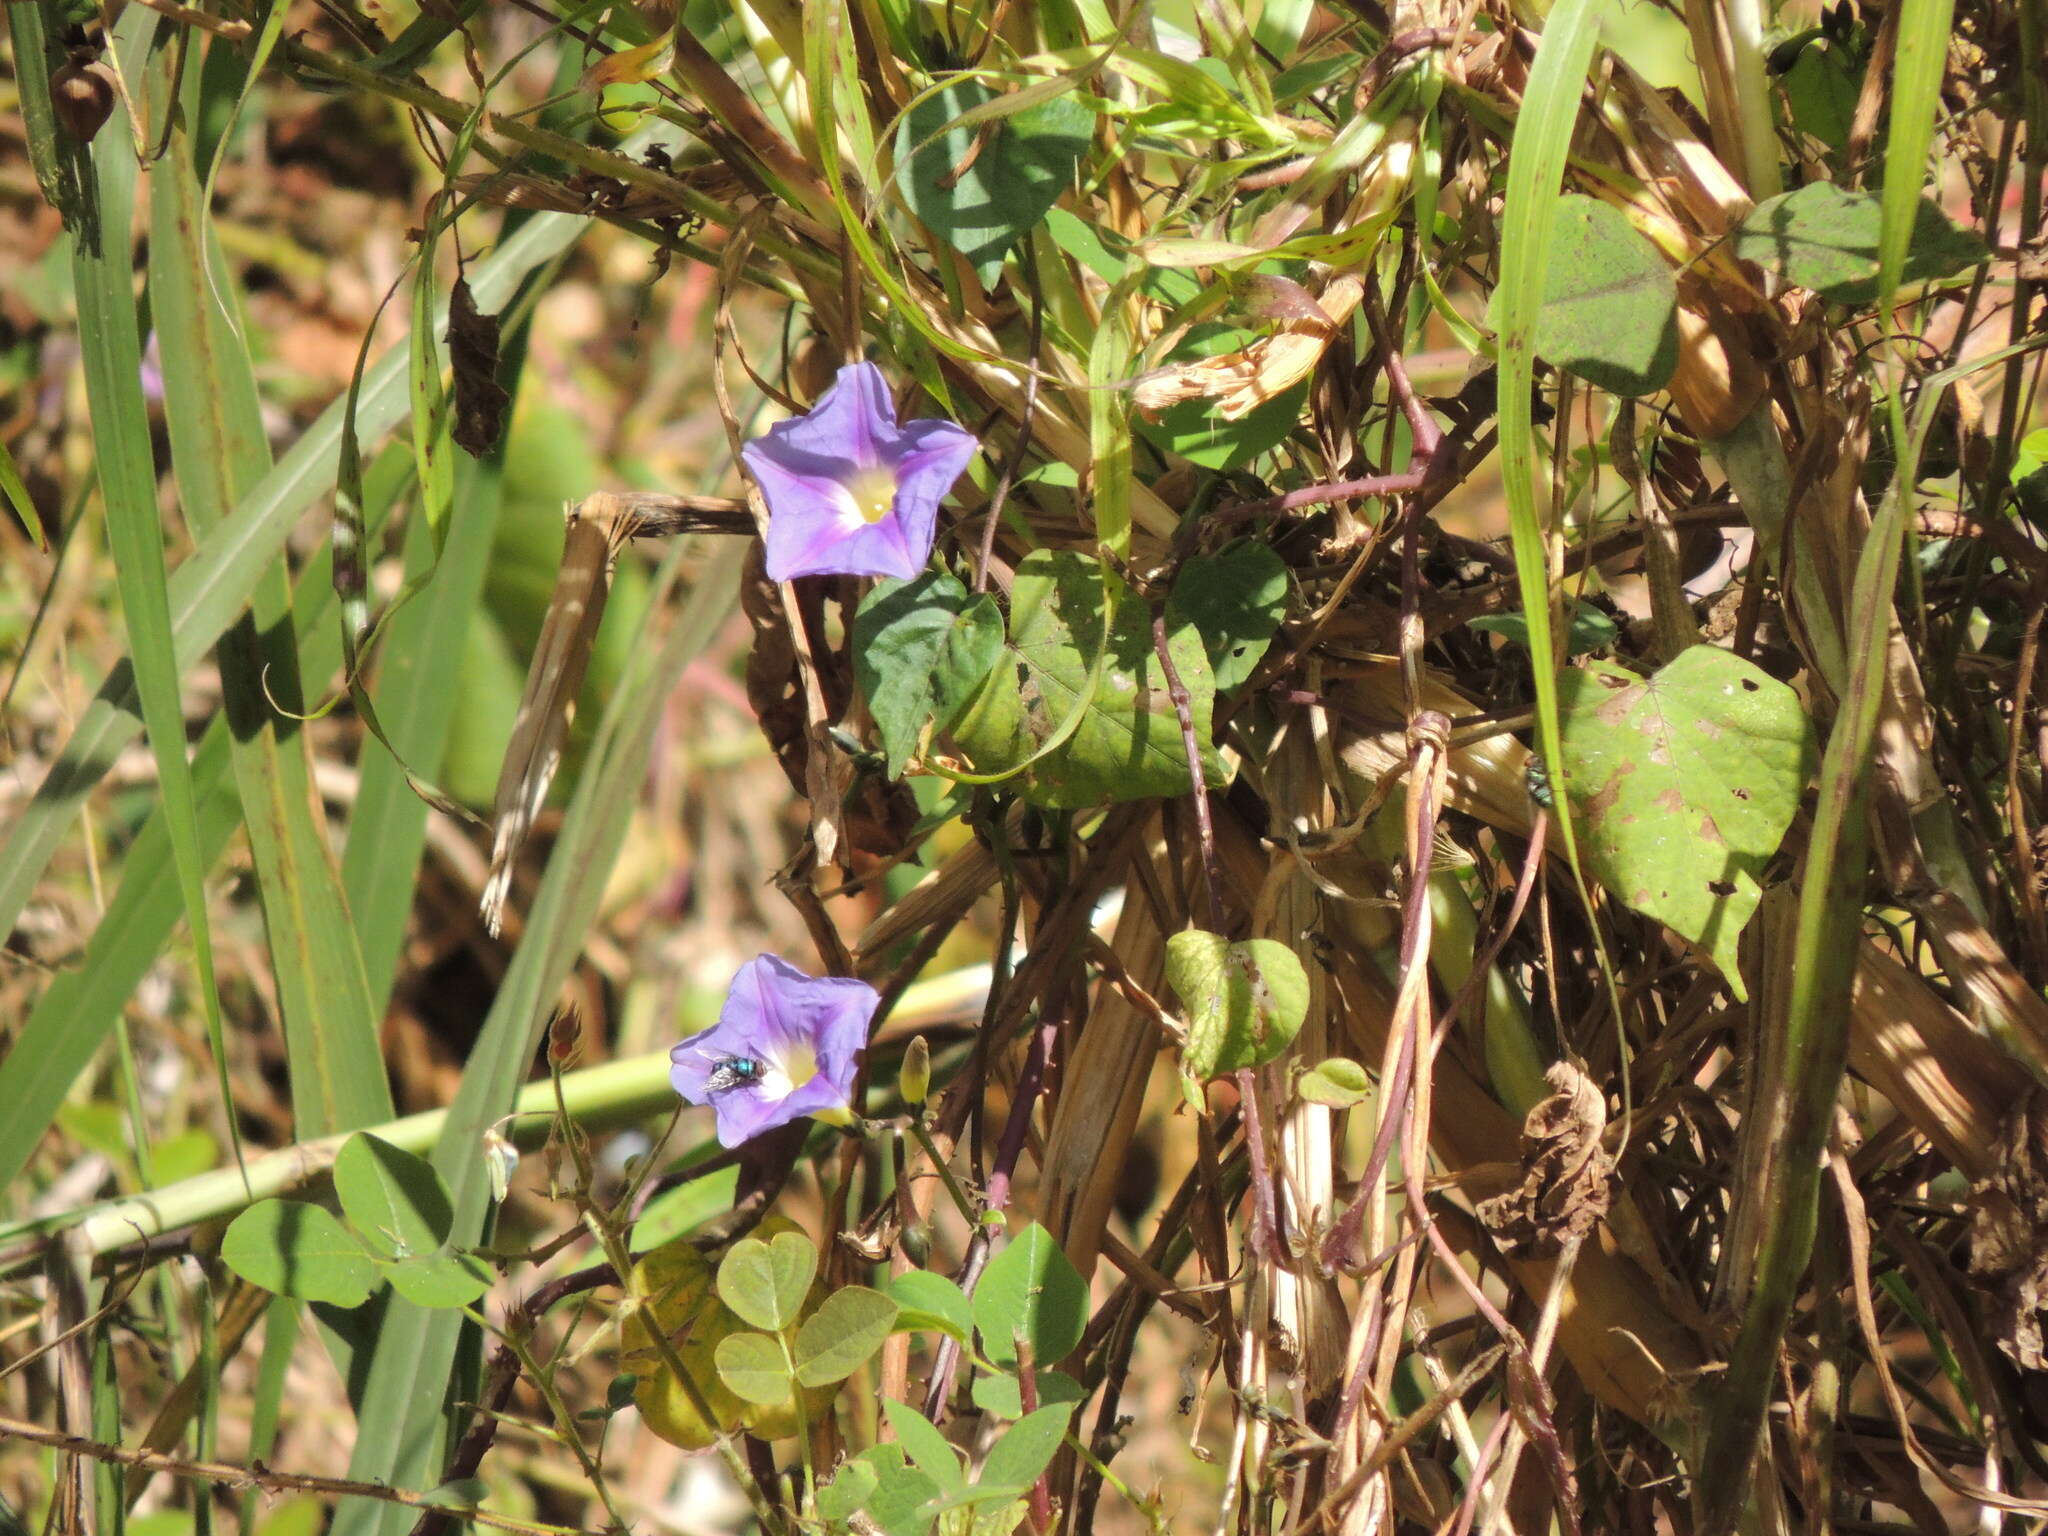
[3,0,2048,1532]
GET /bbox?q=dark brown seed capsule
[51,56,116,143]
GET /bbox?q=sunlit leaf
[714,1331,795,1406]
[1556,647,1816,1000]
[896,81,1093,284]
[972,1224,1088,1368]
[1487,194,1676,396]
[221,1201,377,1308]
[949,551,1223,807]
[716,1230,818,1333]
[792,1286,899,1386]
[1168,931,1310,1078]
[1734,182,1987,304]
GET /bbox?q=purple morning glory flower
[670,954,877,1147]
[741,361,979,582]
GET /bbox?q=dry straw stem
[1039,819,1174,1280]
[1263,723,1352,1418]
[481,509,613,936]
[1218,777,1705,1439]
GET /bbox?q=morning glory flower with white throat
[741,360,979,582]
[670,954,876,1147]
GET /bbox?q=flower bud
[900,1036,931,1107]
[483,1123,520,1202]
[51,55,116,144]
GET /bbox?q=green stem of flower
[904,1119,983,1229]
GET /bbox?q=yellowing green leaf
[1167,931,1309,1079]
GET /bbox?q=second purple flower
[741,360,979,582]
[670,954,876,1148]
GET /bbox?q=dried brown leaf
[1133,276,1364,421]
[447,276,509,458]
[1475,1062,1614,1257]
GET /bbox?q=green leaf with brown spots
[1555,647,1815,1000]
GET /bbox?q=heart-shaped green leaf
[896,81,1094,285]
[1556,646,1815,999]
[853,572,1006,777]
[1168,931,1309,1079]
[1166,541,1290,693]
[1487,194,1677,396]
[948,550,1223,808]
[716,1230,817,1333]
[714,1330,794,1406]
[1733,182,1988,303]
[793,1286,899,1386]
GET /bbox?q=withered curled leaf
[480,508,614,937]
[447,277,511,458]
[1134,276,1364,422]
[1475,1061,1613,1257]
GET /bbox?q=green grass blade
[66,41,239,1177]
[1491,0,1610,893]
[92,1307,123,1536]
[3,4,74,212]
[1692,395,1927,1536]
[150,86,392,1139]
[191,1275,221,1536]
[0,451,409,1206]
[330,540,745,1536]
[0,725,238,1216]
[1087,263,1140,558]
[0,438,42,552]
[0,210,594,944]
[1876,0,1957,303]
[343,425,515,1009]
[238,1296,300,1536]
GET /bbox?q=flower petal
[703,1088,789,1148]
[763,360,897,468]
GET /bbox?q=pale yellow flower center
[843,464,898,524]
[760,1043,819,1100]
